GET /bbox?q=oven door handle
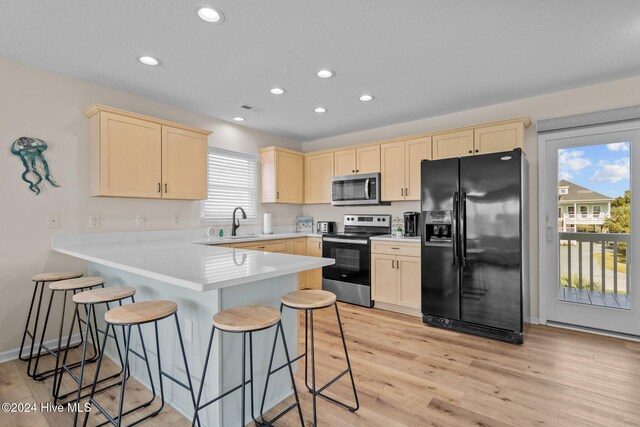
[323,238,369,245]
[364,178,370,200]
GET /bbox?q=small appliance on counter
[403,212,420,237]
[316,221,336,234]
[296,216,313,233]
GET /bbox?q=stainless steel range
[322,214,391,307]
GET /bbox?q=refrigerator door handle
[460,191,467,268]
[452,191,459,266]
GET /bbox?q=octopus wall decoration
[11,137,60,195]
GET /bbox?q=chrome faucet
[232,207,247,236]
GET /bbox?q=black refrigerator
[420,149,529,344]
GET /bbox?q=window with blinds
[201,147,258,223]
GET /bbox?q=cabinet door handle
[405,187,408,196]
[157,183,161,193]
[401,188,404,196]
[257,246,265,249]
[318,242,321,250]
[397,260,400,270]
[164,183,168,193]
[352,169,355,173]
[276,191,279,199]
[475,149,479,153]
[392,260,395,269]
[391,247,400,250]
[468,150,472,154]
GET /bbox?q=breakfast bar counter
[52,230,333,426]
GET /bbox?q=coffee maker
[403,212,420,237]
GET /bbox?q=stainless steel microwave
[331,173,383,206]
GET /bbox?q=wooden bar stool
[192,305,304,427]
[263,290,359,426]
[83,300,200,427]
[54,286,136,426]
[32,277,105,382]
[20,271,84,377]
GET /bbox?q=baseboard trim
[547,321,640,342]
[0,334,82,364]
[374,301,421,317]
[525,315,539,324]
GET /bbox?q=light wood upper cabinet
[334,148,357,176]
[304,152,334,204]
[404,136,432,201]
[356,145,381,174]
[432,129,475,160]
[474,121,524,155]
[162,126,208,200]
[334,145,380,176]
[85,105,210,200]
[260,146,304,204]
[380,141,405,201]
[380,136,431,202]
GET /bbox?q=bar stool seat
[212,305,280,332]
[31,271,83,282]
[72,286,136,305]
[104,300,177,325]
[49,276,106,291]
[281,290,336,309]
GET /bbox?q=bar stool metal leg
[19,281,44,362]
[258,319,304,427]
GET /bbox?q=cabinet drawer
[234,239,288,252]
[371,241,421,257]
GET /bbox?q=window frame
[201,147,259,225]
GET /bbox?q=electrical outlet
[48,214,60,229]
[136,214,146,227]
[89,215,100,229]
[172,213,180,226]
[184,318,193,342]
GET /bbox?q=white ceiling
[1,1,640,141]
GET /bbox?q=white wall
[0,59,302,354]
[302,74,640,321]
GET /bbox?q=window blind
[202,147,258,223]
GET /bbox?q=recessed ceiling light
[139,56,160,66]
[314,107,327,113]
[316,69,334,79]
[359,94,374,102]
[197,7,224,23]
[270,87,286,95]
[233,117,245,122]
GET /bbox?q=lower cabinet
[304,237,323,290]
[371,242,421,312]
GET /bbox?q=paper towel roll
[263,212,272,234]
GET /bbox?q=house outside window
[580,206,588,216]
[567,206,575,215]
[201,147,258,224]
[593,205,601,216]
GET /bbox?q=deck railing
[560,213,609,225]
[558,232,630,295]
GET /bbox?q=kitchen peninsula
[52,230,333,426]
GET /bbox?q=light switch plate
[89,215,100,229]
[184,318,193,342]
[48,214,60,229]
[172,213,180,226]
[136,214,146,227]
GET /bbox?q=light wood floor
[2,304,640,426]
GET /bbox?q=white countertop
[370,234,421,242]
[52,230,333,292]
[199,232,321,245]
